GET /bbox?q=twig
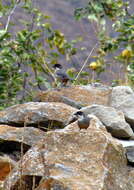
[5,3,18,32]
[74,42,98,82]
[19,115,29,189]
[32,176,36,190]
[43,62,56,82]
[33,65,42,90]
[37,55,58,85]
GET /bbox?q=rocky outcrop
[3,119,129,190]
[110,86,134,128]
[37,83,112,107]
[80,104,134,139]
[0,125,45,146]
[0,102,77,128]
[0,125,45,181]
[1,84,134,189]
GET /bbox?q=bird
[73,111,92,130]
[53,64,71,87]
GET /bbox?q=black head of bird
[53,63,63,70]
[74,111,92,130]
[53,64,70,86]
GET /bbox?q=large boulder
[0,125,46,185]
[80,104,134,139]
[0,125,45,146]
[3,117,130,190]
[37,83,112,107]
[0,102,77,128]
[110,86,134,128]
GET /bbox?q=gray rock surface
[117,140,134,147]
[0,102,77,128]
[0,125,45,146]
[81,104,134,139]
[1,84,134,189]
[3,118,129,190]
[110,86,134,128]
[125,146,134,164]
[128,169,134,190]
[37,83,112,107]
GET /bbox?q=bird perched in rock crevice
[67,111,92,130]
[53,64,71,87]
[74,111,92,130]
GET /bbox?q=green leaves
[0,0,79,109]
[0,30,10,41]
[74,0,134,86]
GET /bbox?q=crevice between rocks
[0,141,30,162]
[0,120,65,132]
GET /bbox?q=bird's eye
[75,111,83,115]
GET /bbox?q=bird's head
[53,64,63,70]
[74,111,85,119]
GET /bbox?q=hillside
[10,0,133,83]
[8,0,96,67]
[2,0,134,88]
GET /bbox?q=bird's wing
[56,70,69,80]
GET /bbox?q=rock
[110,86,134,128]
[65,113,106,132]
[128,168,134,190]
[0,125,45,164]
[118,140,134,147]
[37,83,112,107]
[125,146,134,164]
[0,125,45,146]
[35,178,70,190]
[60,95,83,109]
[0,155,16,181]
[80,104,134,139]
[4,118,130,190]
[0,181,4,189]
[117,140,134,166]
[0,102,77,128]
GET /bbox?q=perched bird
[53,64,71,87]
[73,111,92,130]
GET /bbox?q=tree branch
[5,2,18,32]
[74,42,98,82]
